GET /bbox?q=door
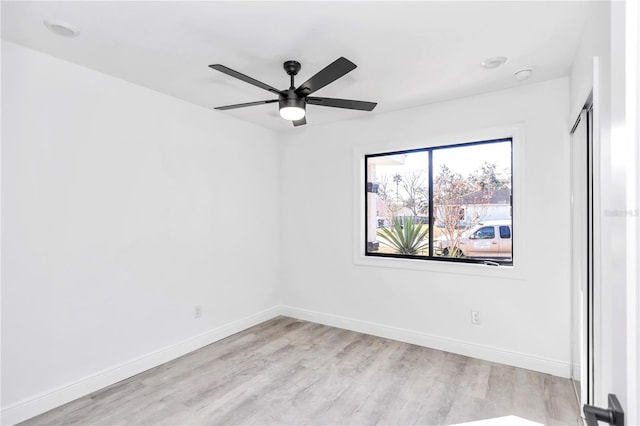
[570,103,594,408]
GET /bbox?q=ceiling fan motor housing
[279,88,306,111]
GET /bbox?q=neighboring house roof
[460,187,511,205]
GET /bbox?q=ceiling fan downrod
[283,60,301,89]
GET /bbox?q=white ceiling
[2,1,592,132]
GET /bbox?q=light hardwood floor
[21,316,581,425]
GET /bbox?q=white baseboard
[1,304,571,425]
[571,363,582,381]
[0,306,281,426]
[279,305,571,379]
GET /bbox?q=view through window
[365,138,513,264]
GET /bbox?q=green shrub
[377,217,429,255]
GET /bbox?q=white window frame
[352,124,526,280]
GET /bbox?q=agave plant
[377,217,429,255]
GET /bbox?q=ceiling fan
[209,57,377,127]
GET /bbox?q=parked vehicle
[434,220,512,258]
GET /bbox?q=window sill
[353,253,525,280]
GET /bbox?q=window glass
[499,225,511,239]
[432,141,511,260]
[365,139,512,264]
[475,226,495,239]
[365,151,430,257]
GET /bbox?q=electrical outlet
[471,310,480,325]
[194,305,202,319]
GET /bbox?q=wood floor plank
[20,316,582,426]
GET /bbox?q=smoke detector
[43,20,79,37]
[514,68,534,81]
[481,56,507,69]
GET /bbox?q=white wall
[570,1,611,123]
[280,78,572,375]
[627,3,640,423]
[1,41,281,417]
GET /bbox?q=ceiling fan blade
[295,57,357,97]
[214,99,278,110]
[292,117,307,127]
[307,97,377,111]
[209,64,282,95]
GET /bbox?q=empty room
[2,1,639,425]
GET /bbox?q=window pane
[476,226,495,239]
[366,151,430,257]
[365,139,512,264]
[432,141,512,261]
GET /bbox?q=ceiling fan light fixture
[280,107,305,121]
[279,98,306,121]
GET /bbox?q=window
[365,138,512,264]
[474,226,495,239]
